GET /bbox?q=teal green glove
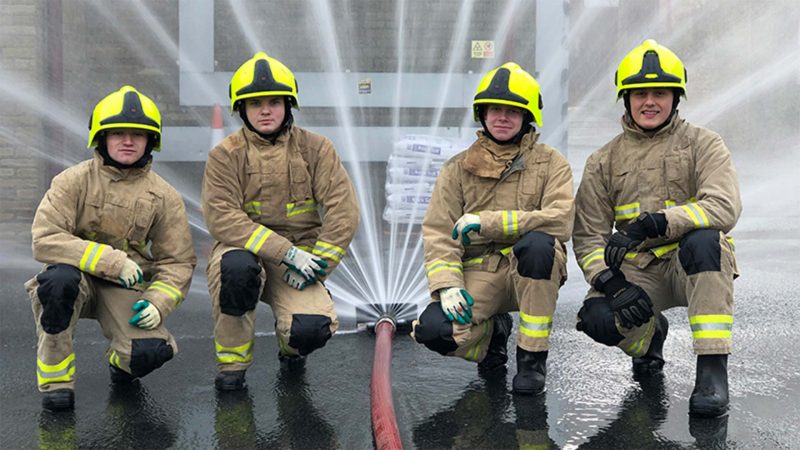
[452,213,481,245]
[283,267,312,290]
[282,246,328,281]
[439,287,475,324]
[118,258,143,289]
[129,300,161,330]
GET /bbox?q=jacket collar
[621,112,683,140]
[463,129,539,179]
[241,124,291,147]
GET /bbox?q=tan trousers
[25,270,176,392]
[582,231,737,356]
[415,244,566,362]
[207,244,339,372]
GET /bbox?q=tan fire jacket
[202,125,359,275]
[573,114,742,285]
[423,131,575,294]
[31,152,197,317]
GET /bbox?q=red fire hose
[371,317,403,450]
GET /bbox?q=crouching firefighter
[412,63,575,395]
[572,40,741,417]
[26,86,197,411]
[202,52,360,391]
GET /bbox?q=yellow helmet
[229,52,298,112]
[473,62,543,127]
[87,86,161,149]
[615,39,687,98]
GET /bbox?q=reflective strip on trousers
[109,350,121,369]
[519,312,552,338]
[614,202,641,221]
[465,321,491,362]
[79,242,108,273]
[689,315,733,339]
[245,226,272,254]
[37,353,76,386]
[313,240,346,263]
[426,260,463,276]
[625,317,655,356]
[463,247,513,268]
[286,200,317,217]
[502,210,519,237]
[215,340,254,364]
[681,203,710,228]
[150,281,183,305]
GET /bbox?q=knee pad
[679,229,721,275]
[288,314,332,356]
[577,297,624,346]
[413,303,458,355]
[36,264,82,334]
[129,338,174,377]
[512,231,555,280]
[220,250,261,316]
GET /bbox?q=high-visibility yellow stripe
[245,226,272,254]
[79,242,108,273]
[109,350,121,368]
[313,241,345,263]
[651,242,679,258]
[286,200,318,217]
[682,203,710,228]
[502,210,519,236]
[614,202,641,220]
[37,354,76,386]
[215,340,254,364]
[463,257,485,267]
[665,200,677,208]
[624,318,655,356]
[689,315,733,339]
[150,281,183,304]
[243,201,262,215]
[466,321,490,361]
[426,260,463,276]
[519,312,552,338]
[581,248,604,270]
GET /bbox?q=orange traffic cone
[211,103,225,147]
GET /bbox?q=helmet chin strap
[238,100,294,144]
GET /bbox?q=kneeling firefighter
[202,52,360,391]
[572,39,741,417]
[26,86,197,411]
[412,62,575,395]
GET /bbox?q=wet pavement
[2,218,799,449]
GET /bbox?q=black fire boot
[215,370,247,391]
[689,354,729,417]
[512,348,547,396]
[632,313,669,378]
[477,313,512,376]
[279,353,307,372]
[42,389,75,412]
[109,365,138,385]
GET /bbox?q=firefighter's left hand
[452,213,481,245]
[129,300,161,330]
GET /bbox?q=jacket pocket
[129,197,156,244]
[664,152,692,202]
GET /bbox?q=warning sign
[358,78,372,94]
[471,40,495,59]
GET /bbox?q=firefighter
[203,52,360,391]
[26,86,197,412]
[573,39,741,417]
[411,62,574,395]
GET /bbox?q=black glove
[604,212,667,270]
[593,269,654,329]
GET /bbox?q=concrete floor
[2,218,799,449]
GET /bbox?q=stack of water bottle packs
[383,135,470,224]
